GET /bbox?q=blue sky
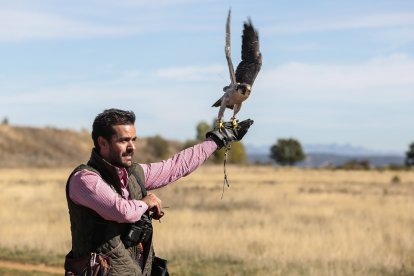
[0,0,413,154]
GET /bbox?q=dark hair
[92,108,136,150]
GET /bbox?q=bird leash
[221,143,231,199]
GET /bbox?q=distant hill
[0,124,183,168]
[246,143,405,167]
[0,124,92,167]
[303,143,401,156]
[300,153,404,167]
[245,143,402,156]
[248,152,404,167]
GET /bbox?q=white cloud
[258,54,414,100]
[332,12,414,29]
[155,64,226,81]
[0,7,218,42]
[265,12,414,34]
[4,53,412,109]
[1,53,412,152]
[110,0,209,6]
[0,10,139,42]
[371,27,414,49]
[119,70,142,80]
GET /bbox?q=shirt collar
[116,167,129,188]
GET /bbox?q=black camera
[123,215,153,248]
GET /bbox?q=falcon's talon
[218,119,224,130]
[231,118,238,129]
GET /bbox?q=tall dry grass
[0,168,72,254]
[0,166,413,275]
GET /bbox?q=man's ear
[98,136,109,151]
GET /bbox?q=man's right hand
[142,192,162,215]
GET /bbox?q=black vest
[66,149,154,275]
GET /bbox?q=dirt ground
[0,260,62,274]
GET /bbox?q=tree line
[189,121,414,168]
[185,121,306,165]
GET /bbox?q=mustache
[122,148,134,156]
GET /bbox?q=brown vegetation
[0,124,183,167]
[0,166,413,275]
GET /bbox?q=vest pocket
[102,238,142,276]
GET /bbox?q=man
[65,108,253,276]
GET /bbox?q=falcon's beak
[237,84,251,95]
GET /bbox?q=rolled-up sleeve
[140,139,217,190]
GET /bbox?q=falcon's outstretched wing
[235,19,262,86]
[225,9,236,85]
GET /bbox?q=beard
[108,148,134,168]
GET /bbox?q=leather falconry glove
[206,119,254,149]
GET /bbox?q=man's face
[99,124,137,168]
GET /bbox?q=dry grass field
[0,165,414,275]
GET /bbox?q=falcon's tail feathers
[212,98,234,110]
[212,98,222,107]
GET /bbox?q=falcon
[212,9,262,129]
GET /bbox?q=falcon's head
[236,83,251,96]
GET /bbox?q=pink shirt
[68,139,217,223]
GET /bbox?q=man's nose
[128,140,136,150]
